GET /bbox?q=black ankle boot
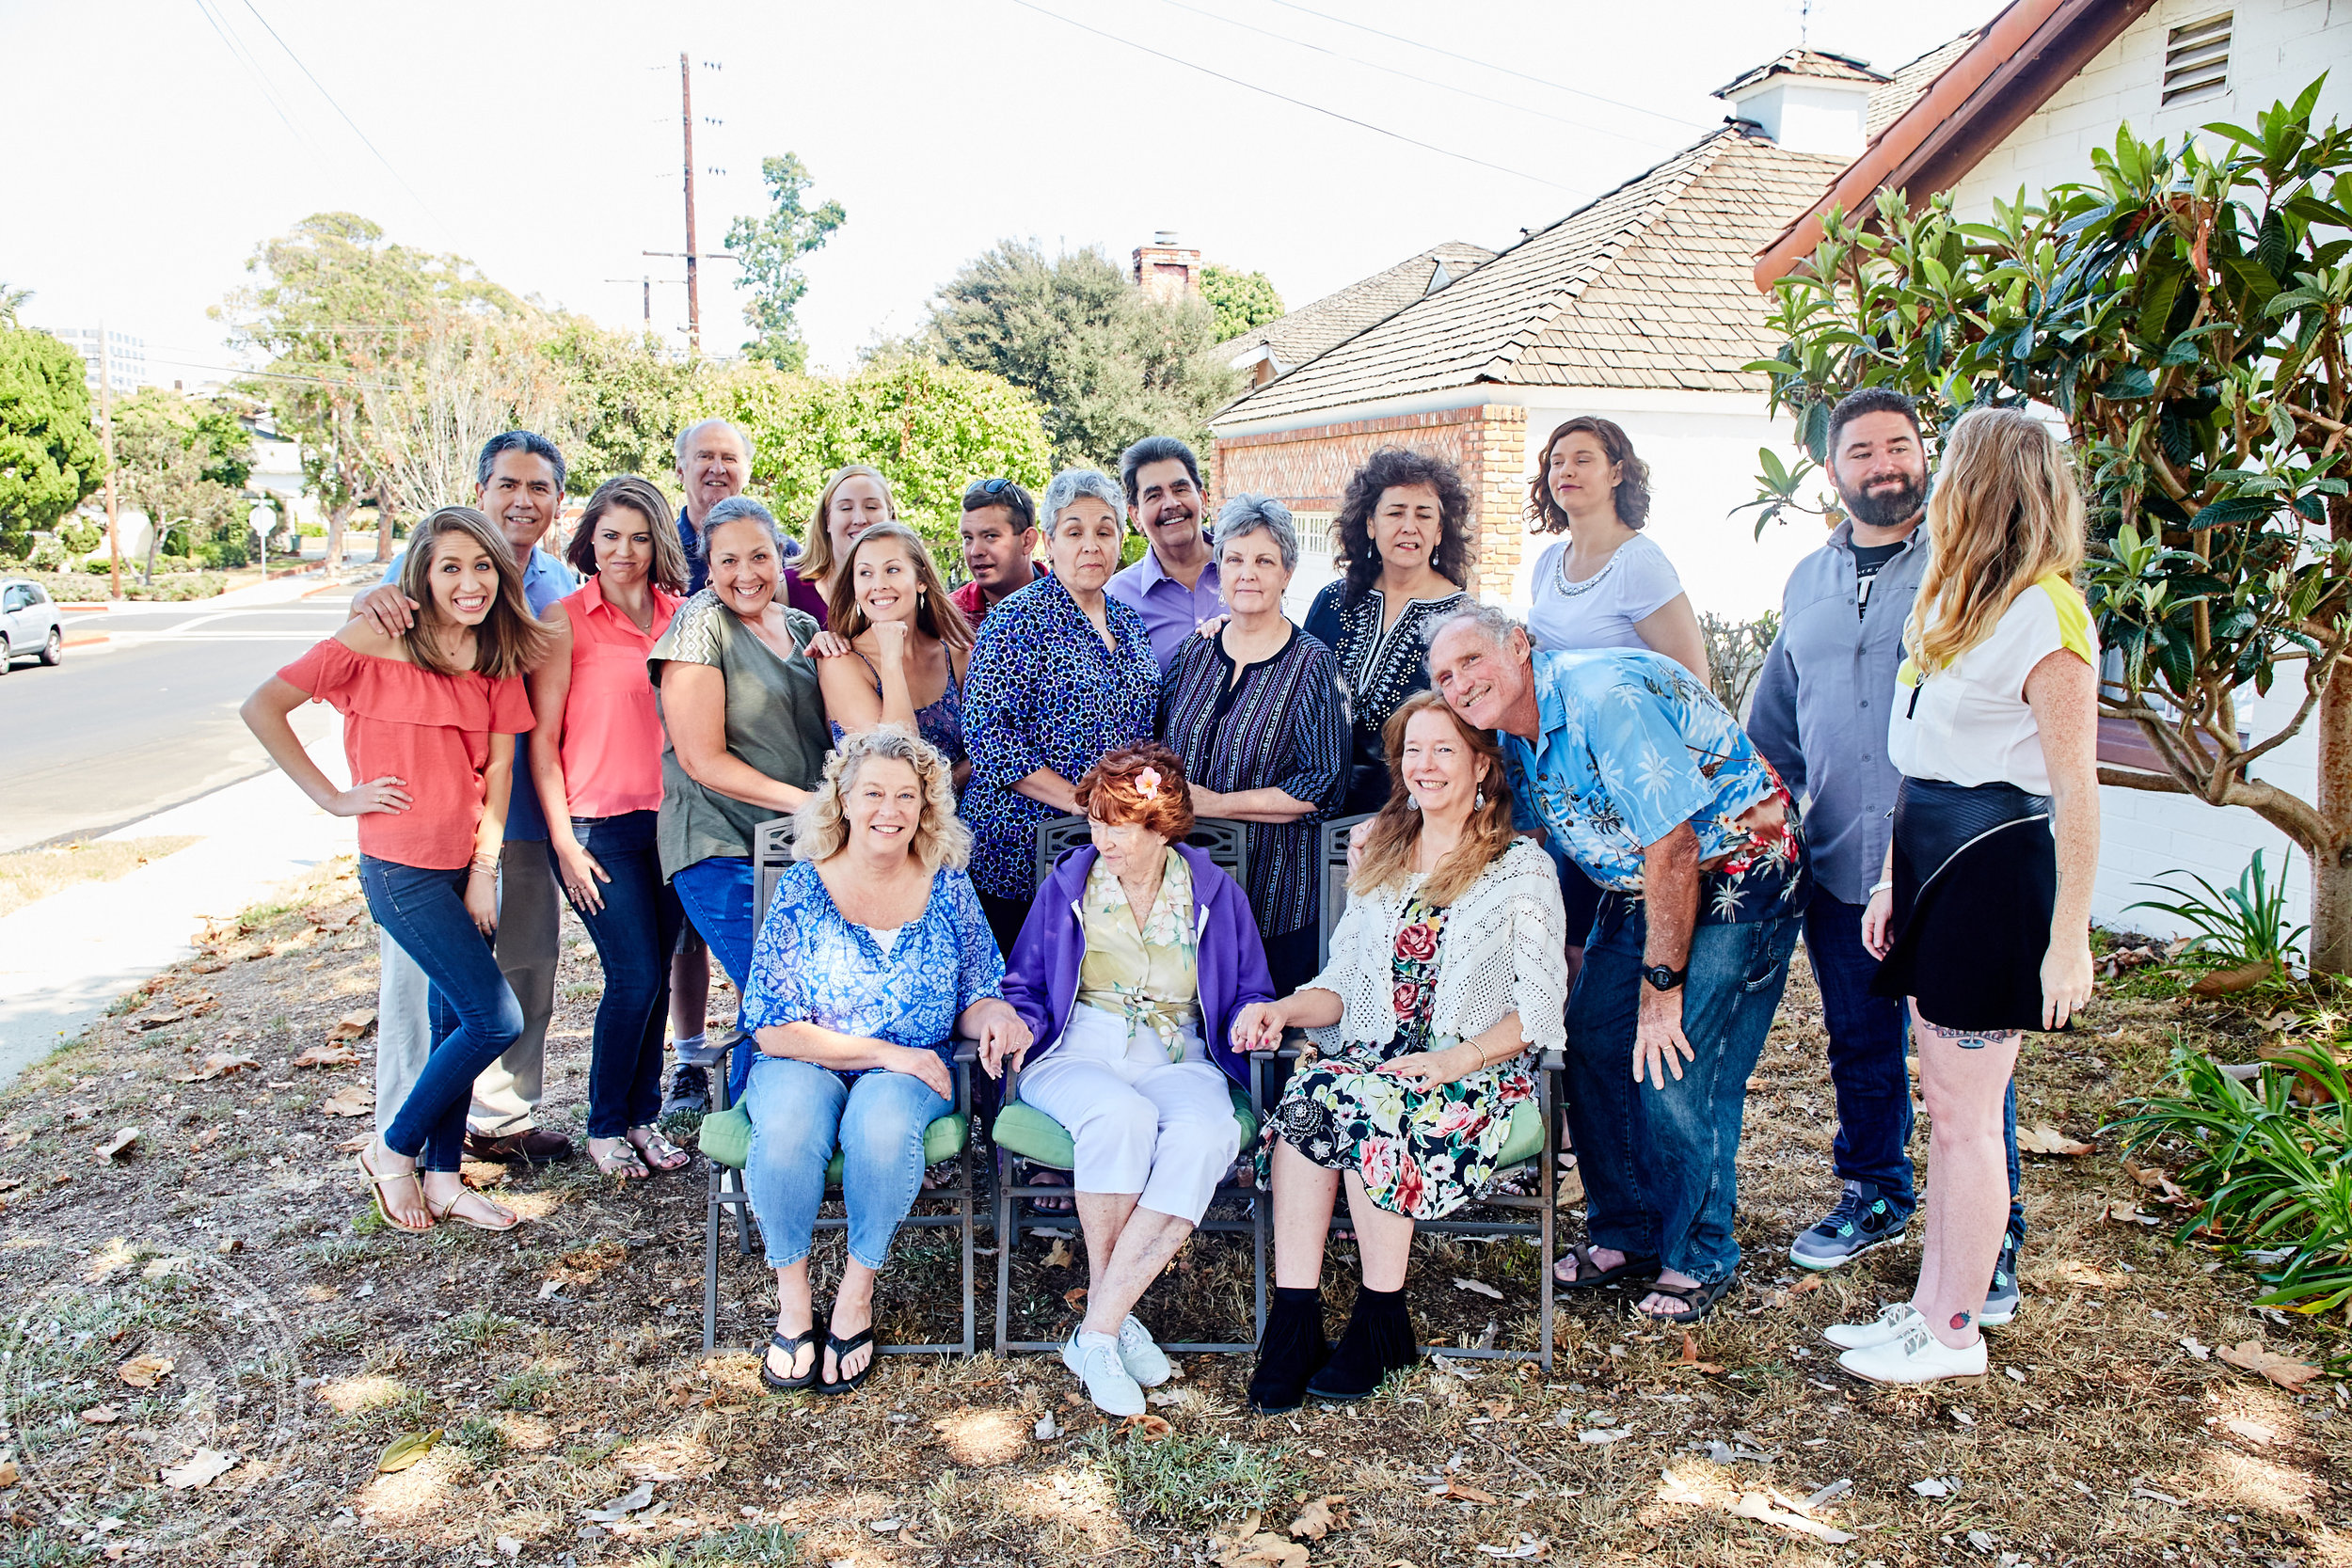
[1304,1285,1416,1402]
[1248,1287,1329,1414]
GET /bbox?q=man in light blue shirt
[1429,606,1805,1327]
[1105,436,1221,671]
[349,431,580,1165]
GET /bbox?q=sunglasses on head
[963,477,1020,506]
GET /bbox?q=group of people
[239,388,2098,1404]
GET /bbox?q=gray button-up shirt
[1745,519,1929,907]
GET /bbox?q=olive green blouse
[1076,848,1202,1061]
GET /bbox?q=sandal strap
[826,1326,875,1355]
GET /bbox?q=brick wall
[1215,404,1529,601]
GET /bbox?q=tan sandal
[357,1147,432,1234]
[589,1137,651,1179]
[627,1127,691,1173]
[427,1183,520,1232]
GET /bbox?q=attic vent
[2161,13,2232,106]
[1427,261,1454,293]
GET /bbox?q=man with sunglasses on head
[953,477,1046,625]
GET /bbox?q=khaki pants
[374,839,561,1138]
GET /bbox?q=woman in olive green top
[652,497,835,1006]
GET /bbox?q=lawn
[0,858,2344,1567]
[0,838,199,920]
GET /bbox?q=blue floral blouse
[961,575,1160,898]
[734,859,1005,1101]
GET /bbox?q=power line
[1001,0,1585,195]
[235,0,452,237]
[1258,0,1716,130]
[1150,0,1681,148]
[189,0,311,149]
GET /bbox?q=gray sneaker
[1981,1232,2022,1327]
[1061,1330,1144,1417]
[1115,1314,1172,1387]
[1788,1180,1910,1271]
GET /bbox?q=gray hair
[1430,602,1526,659]
[1041,467,1128,533]
[1213,492,1299,573]
[697,495,785,561]
[675,417,757,474]
[477,430,566,491]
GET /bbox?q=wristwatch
[1642,963,1687,992]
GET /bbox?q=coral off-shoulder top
[278,638,535,871]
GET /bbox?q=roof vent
[2161,13,2232,107]
[1427,260,1454,293]
[1153,230,1181,245]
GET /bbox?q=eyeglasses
[962,477,1021,506]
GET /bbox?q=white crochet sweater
[1305,835,1567,1057]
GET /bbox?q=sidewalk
[0,733,356,1091]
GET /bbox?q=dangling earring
[1406,794,1422,812]
[1474,788,1486,811]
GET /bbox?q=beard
[1837,470,1926,529]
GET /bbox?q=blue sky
[4,0,2005,380]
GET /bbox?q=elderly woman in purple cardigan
[984,742,1272,1418]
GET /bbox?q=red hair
[1075,743,1195,841]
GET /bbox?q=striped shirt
[1158,625,1351,938]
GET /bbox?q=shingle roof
[1712,48,1887,98]
[1866,27,1984,139]
[1211,127,1845,428]
[1218,242,1498,370]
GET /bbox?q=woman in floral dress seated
[1233,692,1566,1412]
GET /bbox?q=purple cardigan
[1004,842,1274,1087]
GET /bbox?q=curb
[61,632,110,650]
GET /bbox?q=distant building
[45,326,151,392]
[1218,243,1497,391]
[1132,231,1200,303]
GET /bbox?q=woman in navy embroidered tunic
[961,467,1161,953]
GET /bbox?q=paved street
[0,586,357,852]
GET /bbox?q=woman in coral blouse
[528,475,691,1179]
[243,505,552,1235]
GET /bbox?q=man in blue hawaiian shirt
[1427,604,1806,1327]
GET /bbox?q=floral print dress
[1261,892,1536,1220]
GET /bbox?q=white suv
[0,578,64,672]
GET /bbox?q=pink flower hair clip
[1134,767,1163,800]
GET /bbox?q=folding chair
[696,815,978,1356]
[992,815,1264,1354]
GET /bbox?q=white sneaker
[1115,1314,1172,1387]
[1837,1320,1988,1386]
[1061,1330,1145,1416]
[1823,1301,1924,1351]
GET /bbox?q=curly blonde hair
[792,726,970,872]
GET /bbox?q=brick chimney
[1132,230,1201,302]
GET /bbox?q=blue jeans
[358,856,525,1172]
[571,814,685,1139]
[1568,897,1800,1284]
[673,855,759,1098]
[1807,895,2026,1242]
[739,1055,950,1270]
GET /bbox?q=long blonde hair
[802,465,898,582]
[1351,691,1516,907]
[396,506,553,679]
[792,725,970,873]
[826,520,975,650]
[1907,406,2086,673]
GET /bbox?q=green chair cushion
[1494,1097,1544,1171]
[695,1105,967,1180]
[993,1085,1257,1171]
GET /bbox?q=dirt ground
[1,853,2344,1568]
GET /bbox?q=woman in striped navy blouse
[1158,495,1350,997]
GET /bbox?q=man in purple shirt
[1106,436,1222,671]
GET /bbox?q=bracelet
[1868,878,1893,895]
[469,856,500,876]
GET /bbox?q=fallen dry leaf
[1436,1480,1500,1505]
[1288,1496,1352,1540]
[136,1011,185,1030]
[2017,1123,2093,1157]
[1062,1286,1089,1311]
[1677,1333,1725,1374]
[80,1404,120,1424]
[2223,1418,2275,1444]
[377,1429,443,1474]
[2101,1200,2155,1226]
[1043,1238,1074,1269]
[1729,1491,1855,1544]
[94,1127,139,1163]
[0,1457,16,1487]
[1216,1529,1309,1568]
[1120,1414,1173,1442]
[2122,1158,2194,1206]
[1453,1276,1504,1300]
[117,1354,174,1388]
[2191,960,2273,996]
[161,1449,237,1489]
[319,1086,375,1118]
[582,1481,656,1521]
[292,1041,360,1069]
[328,1009,377,1041]
[2217,1340,2322,1392]
[172,1053,258,1084]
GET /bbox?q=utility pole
[681,51,701,354]
[604,277,658,329]
[99,323,120,600]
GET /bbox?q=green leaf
[2191,497,2274,530]
[2098,365,2157,399]
[378,1429,443,1474]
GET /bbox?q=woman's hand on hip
[2041,936,2094,1030]
[1861,889,1895,959]
[889,1043,954,1100]
[971,1000,1032,1079]
[554,840,610,915]
[331,775,411,817]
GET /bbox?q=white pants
[374,839,559,1138]
[1018,1006,1240,1226]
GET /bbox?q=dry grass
[0,857,2344,1567]
[0,835,199,918]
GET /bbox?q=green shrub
[2127,849,2308,975]
[1079,1429,1307,1526]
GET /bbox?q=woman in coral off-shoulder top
[243,505,553,1236]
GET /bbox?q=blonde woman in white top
[1834,406,2099,1386]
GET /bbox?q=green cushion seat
[696,1104,968,1180]
[993,1085,1257,1171]
[1493,1097,1543,1172]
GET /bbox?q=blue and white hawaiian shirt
[1503,648,1806,924]
[733,860,1004,1101]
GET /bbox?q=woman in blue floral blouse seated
[738,727,1031,1396]
[1232,693,1565,1413]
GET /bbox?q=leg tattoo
[1950,1310,1971,1331]
[1917,1017,2004,1052]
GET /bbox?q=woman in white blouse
[1232,692,1565,1412]
[1523,417,1708,678]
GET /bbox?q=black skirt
[1869,776,2060,1034]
